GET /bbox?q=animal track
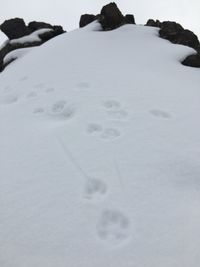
[150,109,171,119]
[97,209,130,245]
[87,123,103,134]
[103,100,121,110]
[48,100,75,120]
[103,100,128,120]
[26,91,37,98]
[76,82,90,89]
[2,94,18,104]
[34,83,45,89]
[45,87,55,93]
[84,178,107,200]
[101,128,121,140]
[33,107,45,114]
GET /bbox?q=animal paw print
[150,109,171,119]
[86,124,121,140]
[26,91,37,98]
[103,100,128,120]
[103,100,121,110]
[34,83,45,89]
[97,209,131,245]
[48,100,75,120]
[45,87,55,93]
[76,82,90,89]
[84,178,107,201]
[33,107,45,114]
[86,123,103,134]
[2,94,18,104]
[100,128,121,140]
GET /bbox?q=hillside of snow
[0,22,200,267]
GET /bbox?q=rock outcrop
[145,19,161,28]
[0,18,65,71]
[0,18,31,39]
[182,53,200,67]
[124,14,135,25]
[159,21,199,50]
[146,18,200,68]
[99,2,124,30]
[79,2,135,30]
[79,14,97,28]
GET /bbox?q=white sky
[0,0,200,42]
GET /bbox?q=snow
[10,28,53,45]
[3,47,34,66]
[0,22,200,267]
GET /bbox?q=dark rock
[124,14,135,24]
[146,19,161,28]
[182,53,200,68]
[28,21,54,32]
[28,21,65,36]
[39,26,65,42]
[159,21,199,49]
[79,14,97,28]
[99,2,124,30]
[0,18,31,39]
[0,54,3,72]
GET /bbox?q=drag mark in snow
[97,209,131,246]
[150,109,171,119]
[57,138,108,201]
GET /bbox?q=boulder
[99,2,124,30]
[182,53,200,68]
[79,14,97,28]
[0,18,31,39]
[39,26,65,42]
[124,14,135,24]
[146,19,161,28]
[159,21,199,49]
[28,21,54,32]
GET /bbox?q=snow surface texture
[0,22,200,267]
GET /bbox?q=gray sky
[0,0,200,42]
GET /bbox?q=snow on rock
[10,28,53,45]
[3,47,34,66]
[0,22,200,267]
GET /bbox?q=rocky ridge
[0,2,199,71]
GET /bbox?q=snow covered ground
[0,22,200,267]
